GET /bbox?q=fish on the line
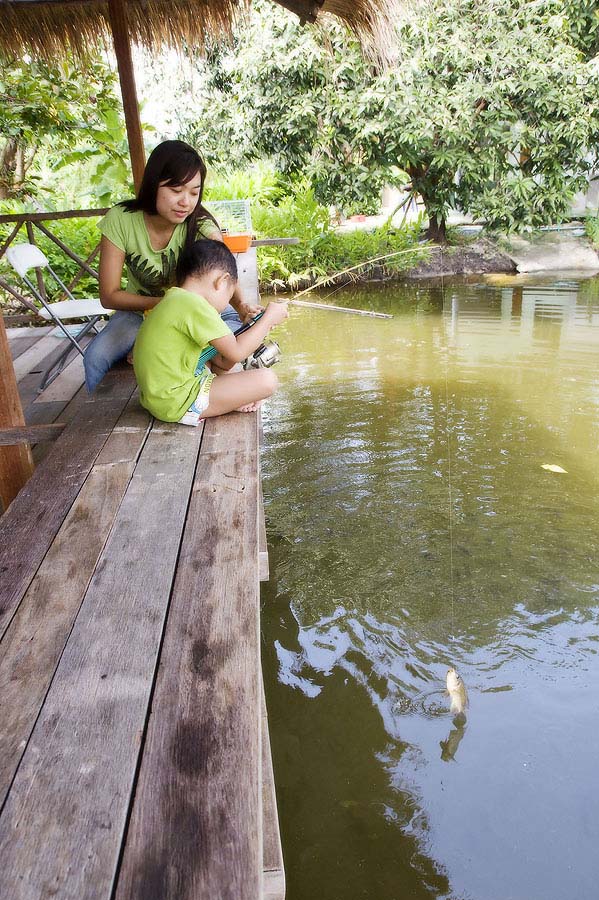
[446,667,468,716]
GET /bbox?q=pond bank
[258,230,599,292]
[259,238,515,293]
[404,238,516,278]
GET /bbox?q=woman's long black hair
[120,140,219,250]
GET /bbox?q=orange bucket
[223,233,252,253]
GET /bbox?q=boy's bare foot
[236,400,262,413]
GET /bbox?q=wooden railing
[0,208,299,324]
[0,208,107,320]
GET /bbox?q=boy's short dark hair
[176,238,238,285]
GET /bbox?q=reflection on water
[260,275,599,900]
[439,720,466,762]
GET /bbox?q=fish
[541,464,567,474]
[446,667,468,717]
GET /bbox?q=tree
[0,52,123,201]
[183,9,400,215]
[182,0,599,239]
[382,0,599,240]
[564,0,599,59]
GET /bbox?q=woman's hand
[240,302,264,323]
[230,294,263,322]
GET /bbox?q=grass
[206,165,428,287]
[584,215,599,248]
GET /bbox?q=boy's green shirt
[98,204,220,298]
[133,287,231,422]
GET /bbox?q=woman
[84,140,259,392]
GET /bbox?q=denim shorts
[178,366,215,427]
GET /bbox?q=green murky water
[259,275,599,900]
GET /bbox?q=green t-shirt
[133,286,232,422]
[98,204,221,298]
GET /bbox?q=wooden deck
[0,324,284,899]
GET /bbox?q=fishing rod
[194,244,433,372]
[284,243,441,317]
[289,298,391,318]
[292,245,434,301]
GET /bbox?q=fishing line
[441,271,456,641]
[317,281,354,305]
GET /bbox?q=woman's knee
[83,311,141,392]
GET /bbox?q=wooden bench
[0,248,285,899]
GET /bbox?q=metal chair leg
[36,316,102,393]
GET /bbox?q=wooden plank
[0,423,202,900]
[0,209,108,225]
[32,353,85,403]
[25,399,72,429]
[22,335,94,422]
[6,326,52,338]
[26,393,85,466]
[262,681,285,900]
[12,334,71,381]
[87,391,147,467]
[258,415,269,581]
[115,412,262,900]
[0,423,65,445]
[19,338,89,436]
[9,332,42,360]
[259,479,269,582]
[0,370,136,643]
[0,397,150,808]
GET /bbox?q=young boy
[133,239,288,425]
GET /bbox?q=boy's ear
[214,271,229,290]
[215,271,236,294]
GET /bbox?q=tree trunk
[0,137,19,200]
[426,213,448,244]
[407,167,449,244]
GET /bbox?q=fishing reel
[246,339,281,369]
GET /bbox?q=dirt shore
[404,238,516,278]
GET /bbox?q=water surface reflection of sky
[260,276,599,900]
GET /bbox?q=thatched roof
[1,0,394,58]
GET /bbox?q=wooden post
[0,317,34,509]
[25,222,46,300]
[107,0,146,193]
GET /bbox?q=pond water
[259,274,599,900]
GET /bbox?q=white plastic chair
[5,242,107,389]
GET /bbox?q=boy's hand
[264,301,289,327]
[209,353,235,374]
